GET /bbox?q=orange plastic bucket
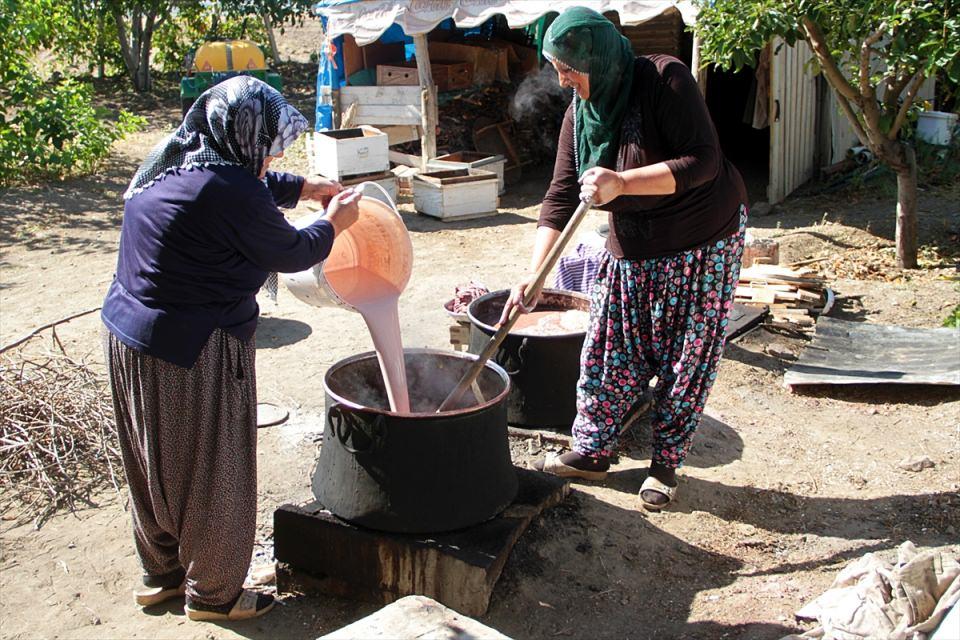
[282,183,413,311]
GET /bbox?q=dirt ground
[2,20,959,640]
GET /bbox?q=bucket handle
[328,403,386,454]
[354,180,400,215]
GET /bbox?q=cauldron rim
[467,288,591,339]
[323,347,511,417]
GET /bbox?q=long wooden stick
[437,197,594,412]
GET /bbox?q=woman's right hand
[323,188,361,236]
[498,275,542,326]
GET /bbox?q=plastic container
[281,183,413,311]
[916,110,958,146]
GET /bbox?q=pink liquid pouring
[324,266,411,413]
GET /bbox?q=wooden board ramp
[319,595,512,639]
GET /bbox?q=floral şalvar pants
[572,206,747,468]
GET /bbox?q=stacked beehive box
[307,126,396,202]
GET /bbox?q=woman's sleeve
[264,171,305,208]
[217,182,335,273]
[538,104,581,231]
[656,60,721,193]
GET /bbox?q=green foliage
[695,0,958,86]
[0,74,145,185]
[219,0,315,32]
[0,0,144,185]
[152,2,267,73]
[944,300,960,327]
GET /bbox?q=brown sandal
[185,590,275,621]
[134,581,186,607]
[531,453,608,481]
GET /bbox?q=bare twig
[0,307,101,355]
[0,338,121,529]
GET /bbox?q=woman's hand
[579,167,625,205]
[301,176,343,203]
[322,188,361,236]
[497,274,542,326]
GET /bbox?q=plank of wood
[349,105,422,126]
[378,125,421,146]
[340,85,423,106]
[389,150,421,167]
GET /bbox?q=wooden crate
[376,62,472,92]
[427,151,506,194]
[308,125,389,180]
[412,168,499,221]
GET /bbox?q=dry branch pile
[0,342,122,529]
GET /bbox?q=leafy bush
[153,3,268,74]
[0,70,144,186]
[944,304,960,328]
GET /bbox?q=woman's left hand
[301,176,343,202]
[579,167,625,205]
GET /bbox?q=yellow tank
[193,40,266,72]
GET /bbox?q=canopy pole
[413,34,438,170]
[691,31,708,97]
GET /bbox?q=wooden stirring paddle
[436,196,595,413]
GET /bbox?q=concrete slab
[319,595,512,639]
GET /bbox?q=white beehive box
[341,170,398,207]
[412,169,499,221]
[427,151,506,194]
[308,126,389,180]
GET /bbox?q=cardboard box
[427,42,499,86]
[308,126,389,180]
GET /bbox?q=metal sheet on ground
[726,302,768,341]
[784,317,960,388]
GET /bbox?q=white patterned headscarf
[124,75,309,199]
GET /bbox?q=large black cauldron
[467,289,589,429]
[313,349,517,533]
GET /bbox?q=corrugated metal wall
[768,38,818,203]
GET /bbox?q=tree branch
[856,28,887,150]
[0,308,102,355]
[859,23,886,96]
[884,70,912,110]
[801,17,858,100]
[834,88,872,149]
[889,72,926,140]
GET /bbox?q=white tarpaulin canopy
[314,0,698,46]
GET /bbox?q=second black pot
[467,289,589,429]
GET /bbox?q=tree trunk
[113,7,156,92]
[895,145,918,269]
[263,13,281,63]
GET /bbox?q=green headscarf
[543,7,635,175]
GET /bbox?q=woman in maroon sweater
[502,8,748,510]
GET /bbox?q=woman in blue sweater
[102,76,359,621]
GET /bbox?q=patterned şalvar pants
[105,328,258,606]
[572,206,747,468]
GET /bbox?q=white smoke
[509,64,568,122]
